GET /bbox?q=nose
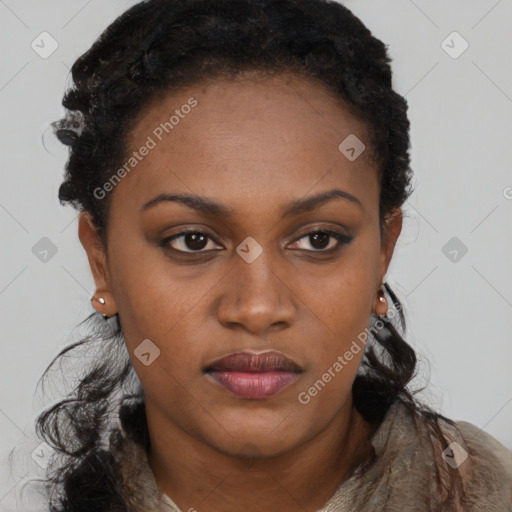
[216,249,297,335]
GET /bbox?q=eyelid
[289,224,350,241]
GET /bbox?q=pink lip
[203,351,302,399]
[207,370,298,399]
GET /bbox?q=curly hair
[35,0,468,509]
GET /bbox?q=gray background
[1,0,511,510]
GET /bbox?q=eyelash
[160,228,353,255]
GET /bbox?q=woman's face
[80,71,401,458]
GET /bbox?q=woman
[36,0,512,510]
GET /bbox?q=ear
[378,207,403,284]
[78,211,118,316]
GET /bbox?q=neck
[147,398,375,512]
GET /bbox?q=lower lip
[207,371,298,399]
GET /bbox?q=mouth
[203,351,303,400]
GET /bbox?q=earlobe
[373,285,389,318]
[90,294,117,319]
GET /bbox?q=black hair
[35,0,468,509]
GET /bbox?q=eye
[288,229,353,252]
[162,230,222,253]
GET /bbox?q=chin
[214,435,298,460]
[203,412,305,459]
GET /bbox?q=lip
[203,351,303,399]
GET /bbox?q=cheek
[296,292,370,417]
[294,244,379,391]
[107,254,216,395]
[107,229,198,338]
[113,271,203,375]
[295,254,377,341]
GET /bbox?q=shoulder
[417,406,512,510]
[454,419,512,472]
[358,399,512,510]
[450,419,512,506]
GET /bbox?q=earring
[91,295,110,320]
[376,286,388,319]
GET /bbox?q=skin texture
[79,71,402,512]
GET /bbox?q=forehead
[112,71,379,219]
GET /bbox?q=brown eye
[162,231,221,253]
[309,232,330,250]
[288,229,353,252]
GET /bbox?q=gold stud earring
[376,286,388,319]
[91,295,110,319]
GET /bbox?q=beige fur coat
[111,399,512,511]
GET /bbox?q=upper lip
[203,351,303,373]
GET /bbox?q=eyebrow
[140,188,363,217]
